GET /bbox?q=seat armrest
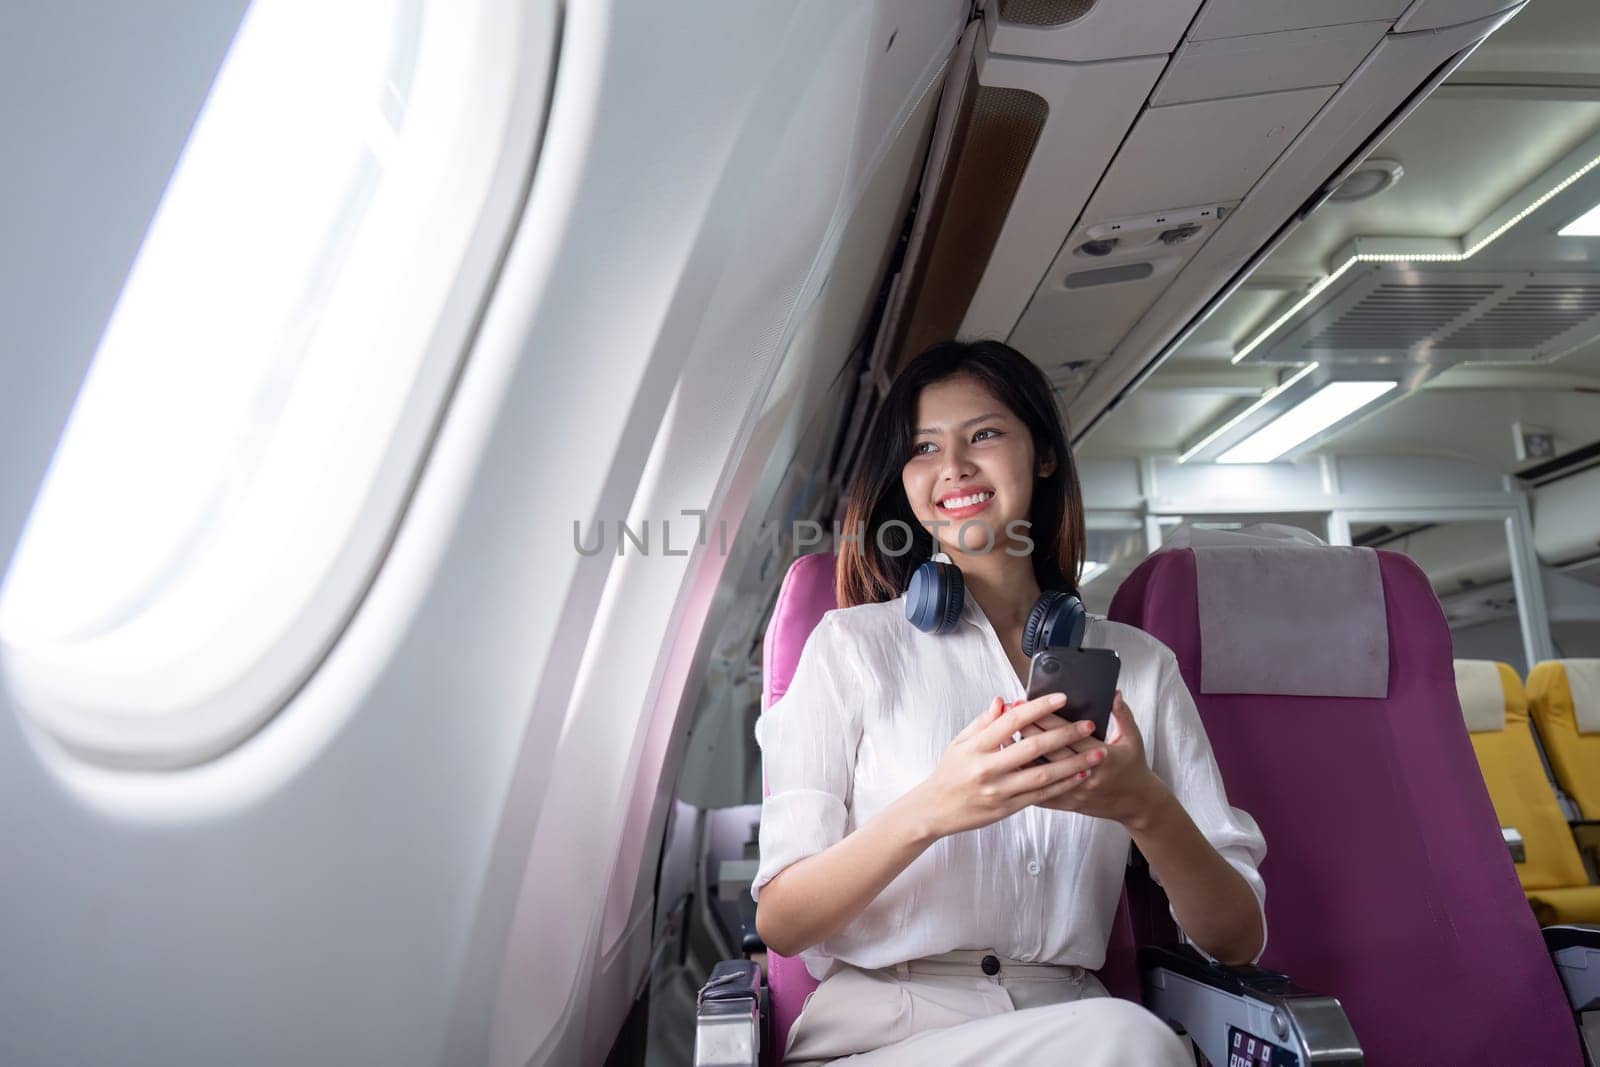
[1545,924,1600,1012]
[1140,945,1363,1065]
[695,959,765,1067]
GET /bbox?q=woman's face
[901,375,1052,559]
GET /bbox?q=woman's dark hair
[835,339,1085,608]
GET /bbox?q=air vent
[1064,262,1153,289]
[1436,284,1600,350]
[997,0,1096,27]
[1305,284,1497,351]
[1246,269,1600,365]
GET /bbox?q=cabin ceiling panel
[1071,0,1600,470]
[1267,97,1600,275]
[1171,287,1306,360]
[1187,0,1411,42]
[1065,6,1524,439]
[1453,0,1600,77]
[1074,390,1240,456]
[1311,386,1600,468]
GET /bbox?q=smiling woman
[837,338,1085,610]
[751,338,1265,1064]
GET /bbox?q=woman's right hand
[914,693,1105,840]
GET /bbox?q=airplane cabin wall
[0,1,966,1065]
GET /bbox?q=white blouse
[750,582,1268,982]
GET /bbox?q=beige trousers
[781,949,1191,1066]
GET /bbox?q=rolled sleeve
[1148,650,1269,966]
[750,615,861,903]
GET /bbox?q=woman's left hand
[1012,691,1170,824]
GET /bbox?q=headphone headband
[904,552,1085,654]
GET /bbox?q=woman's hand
[1014,691,1170,825]
[912,693,1104,841]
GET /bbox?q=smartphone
[1023,646,1122,743]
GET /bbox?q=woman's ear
[1037,449,1056,478]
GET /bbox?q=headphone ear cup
[906,559,965,634]
[1021,591,1060,659]
[1021,590,1087,656]
[1056,594,1087,650]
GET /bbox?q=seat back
[1109,547,1581,1066]
[756,552,1143,1063]
[759,552,837,1061]
[1455,659,1587,892]
[1528,660,1600,820]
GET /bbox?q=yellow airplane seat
[1528,660,1600,821]
[1455,659,1600,925]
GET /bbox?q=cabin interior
[4,0,1600,1065]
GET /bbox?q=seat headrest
[1161,523,1389,698]
[1557,660,1600,735]
[761,551,839,711]
[1453,659,1512,733]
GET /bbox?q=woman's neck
[953,551,1043,632]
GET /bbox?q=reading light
[1559,202,1600,236]
[1216,381,1397,464]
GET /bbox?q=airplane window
[0,0,541,769]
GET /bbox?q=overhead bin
[1188,0,1412,41]
[1394,0,1526,34]
[1150,21,1390,106]
[1084,86,1336,221]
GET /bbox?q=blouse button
[981,955,1000,975]
[1027,860,1041,876]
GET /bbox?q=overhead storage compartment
[1150,21,1390,106]
[1084,86,1337,221]
[1189,0,1411,41]
[1394,0,1525,34]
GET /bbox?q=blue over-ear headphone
[905,551,1086,655]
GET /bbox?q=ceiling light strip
[1230,261,1359,364]
[1216,380,1398,464]
[1231,149,1600,365]
[1176,362,1320,463]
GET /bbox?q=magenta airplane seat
[757,551,1144,1065]
[1109,546,1582,1066]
